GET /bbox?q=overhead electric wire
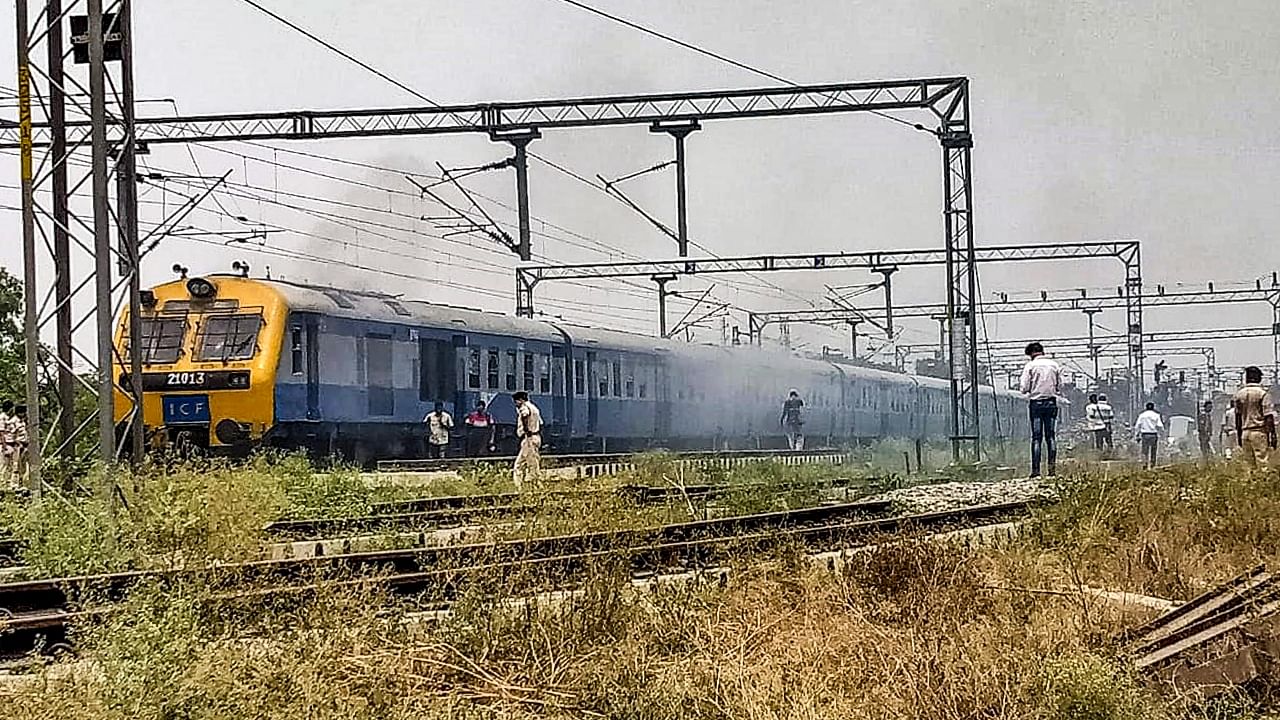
[228,0,828,318]
[545,0,936,135]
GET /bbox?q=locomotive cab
[112,275,287,453]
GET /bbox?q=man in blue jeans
[1019,341,1063,478]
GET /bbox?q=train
[112,273,1028,461]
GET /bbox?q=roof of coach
[200,275,1021,398]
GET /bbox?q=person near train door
[512,391,543,490]
[424,401,454,459]
[780,389,805,450]
[1019,342,1062,478]
[464,400,496,457]
[1134,402,1164,470]
[1233,366,1276,473]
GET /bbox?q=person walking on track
[780,389,805,450]
[1134,402,1164,470]
[1019,342,1062,478]
[513,391,543,490]
[1233,366,1276,472]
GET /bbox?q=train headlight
[186,277,217,299]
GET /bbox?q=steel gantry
[766,280,1275,413]
[12,0,146,492]
[6,72,989,461]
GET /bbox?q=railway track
[376,447,860,477]
[0,498,1033,662]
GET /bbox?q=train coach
[113,273,1027,461]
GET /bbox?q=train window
[598,360,609,397]
[625,369,635,398]
[639,380,648,399]
[194,313,263,362]
[125,316,187,365]
[290,326,303,375]
[487,349,500,389]
[467,348,481,389]
[539,354,551,394]
[522,352,535,391]
[574,359,585,396]
[505,350,517,391]
[611,361,621,397]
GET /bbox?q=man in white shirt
[1133,402,1165,470]
[423,402,454,459]
[513,391,543,490]
[1096,394,1115,456]
[1019,342,1062,478]
[1084,393,1106,453]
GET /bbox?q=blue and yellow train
[113,273,1026,460]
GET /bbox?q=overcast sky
[4,0,1280,376]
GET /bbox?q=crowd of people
[420,394,542,488]
[1019,343,1277,475]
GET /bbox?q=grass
[9,458,1280,717]
[0,461,1275,716]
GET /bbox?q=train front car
[112,275,287,453]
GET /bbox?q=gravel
[867,478,1057,515]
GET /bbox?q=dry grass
[5,462,1280,718]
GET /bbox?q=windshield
[194,313,263,362]
[124,316,187,365]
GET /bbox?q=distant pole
[490,129,541,262]
[1083,308,1102,387]
[653,274,676,338]
[650,120,700,257]
[15,0,43,493]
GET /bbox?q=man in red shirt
[464,400,496,457]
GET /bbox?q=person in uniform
[464,400,495,457]
[423,401,454,459]
[1233,366,1276,472]
[1221,404,1238,459]
[512,391,542,490]
[0,400,12,482]
[780,389,805,450]
[9,405,27,485]
[1019,342,1062,478]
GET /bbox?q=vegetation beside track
[0,452,878,577]
[3,462,1279,717]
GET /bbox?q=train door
[551,345,569,432]
[304,316,320,420]
[417,336,458,408]
[586,350,599,436]
[366,334,394,416]
[655,359,672,440]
